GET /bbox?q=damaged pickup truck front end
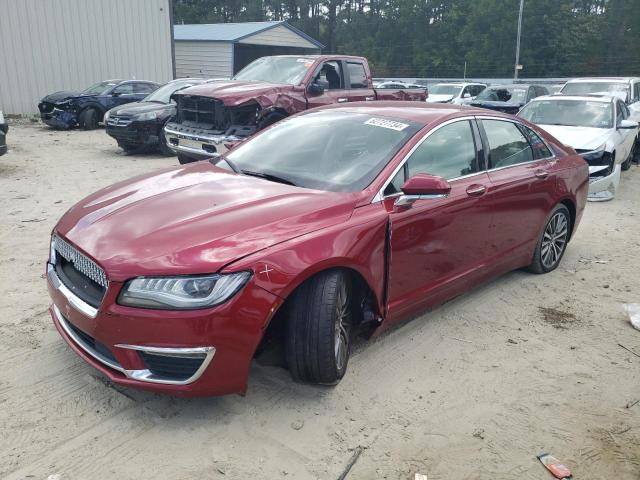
[164,55,427,163]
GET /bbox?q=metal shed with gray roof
[174,21,324,79]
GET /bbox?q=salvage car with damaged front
[105,78,209,155]
[47,102,587,396]
[39,80,160,130]
[164,55,427,164]
[519,94,638,201]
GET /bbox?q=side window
[616,101,625,124]
[315,61,344,90]
[634,82,640,102]
[406,121,478,180]
[520,125,552,159]
[113,83,134,95]
[472,85,485,96]
[620,101,630,119]
[482,120,534,168]
[461,86,472,97]
[133,83,155,94]
[347,62,368,89]
[383,167,406,196]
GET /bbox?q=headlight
[579,144,606,161]
[118,272,251,309]
[135,111,161,121]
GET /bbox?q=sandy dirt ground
[0,122,639,480]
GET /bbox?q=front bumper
[39,106,77,129]
[106,121,163,147]
[164,124,242,159]
[587,164,621,202]
[47,262,280,396]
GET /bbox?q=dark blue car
[38,80,160,130]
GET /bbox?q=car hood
[426,94,455,103]
[536,125,612,150]
[107,101,172,116]
[470,100,525,109]
[175,80,297,107]
[42,91,87,103]
[55,162,357,280]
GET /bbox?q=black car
[470,84,549,114]
[38,80,160,130]
[0,110,7,156]
[105,78,207,155]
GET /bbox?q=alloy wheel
[334,280,351,372]
[541,212,569,269]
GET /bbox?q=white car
[426,83,486,105]
[561,77,640,123]
[519,95,638,201]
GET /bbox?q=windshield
[430,85,461,95]
[233,57,314,84]
[561,81,629,100]
[519,99,613,129]
[476,86,527,103]
[83,81,117,95]
[144,80,201,103]
[225,111,420,192]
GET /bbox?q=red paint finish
[47,103,587,396]
[173,55,426,116]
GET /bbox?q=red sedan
[47,102,588,396]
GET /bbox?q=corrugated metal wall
[238,25,319,49]
[0,0,173,115]
[174,41,233,79]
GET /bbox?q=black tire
[286,270,353,384]
[257,111,286,131]
[177,153,198,165]
[117,141,138,153]
[79,108,99,130]
[528,204,571,274]
[622,142,636,170]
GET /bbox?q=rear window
[347,62,368,89]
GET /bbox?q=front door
[306,60,352,108]
[385,119,493,322]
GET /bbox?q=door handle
[466,184,486,196]
[534,169,549,179]
[337,98,349,103]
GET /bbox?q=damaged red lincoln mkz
[47,102,588,396]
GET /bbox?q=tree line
[173,0,640,78]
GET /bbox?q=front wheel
[79,108,99,130]
[177,154,199,165]
[286,270,353,384]
[528,204,571,274]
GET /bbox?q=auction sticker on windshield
[365,118,409,131]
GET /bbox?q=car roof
[530,94,614,103]
[313,101,512,126]
[486,84,534,89]
[565,77,638,83]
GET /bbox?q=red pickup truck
[164,55,428,163]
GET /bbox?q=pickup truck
[164,55,428,163]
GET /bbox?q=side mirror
[308,80,328,95]
[618,119,638,129]
[395,174,451,207]
[463,92,471,98]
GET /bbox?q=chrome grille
[53,235,108,288]
[107,116,132,127]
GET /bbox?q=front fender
[223,204,389,316]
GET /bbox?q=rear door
[479,118,556,260]
[343,61,375,102]
[306,60,352,108]
[385,118,493,321]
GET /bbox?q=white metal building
[0,0,174,115]
[174,21,324,79]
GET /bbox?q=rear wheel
[79,108,99,130]
[528,204,570,274]
[286,270,353,384]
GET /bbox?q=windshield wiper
[242,170,297,187]
[209,154,241,174]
